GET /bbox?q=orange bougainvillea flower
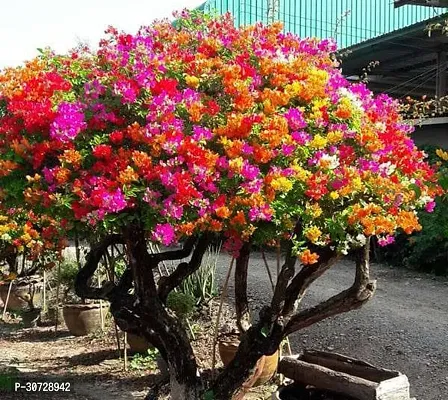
[299,249,320,265]
[230,211,247,227]
[216,206,231,219]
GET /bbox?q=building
[199,0,446,49]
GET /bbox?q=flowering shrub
[0,11,441,263]
[0,207,66,274]
[1,11,445,398]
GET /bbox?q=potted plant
[0,11,441,399]
[0,273,44,312]
[58,260,109,336]
[0,209,65,312]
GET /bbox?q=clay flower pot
[218,334,279,386]
[0,276,43,311]
[63,303,109,336]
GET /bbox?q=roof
[395,0,448,7]
[340,13,448,98]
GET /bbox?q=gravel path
[217,252,448,400]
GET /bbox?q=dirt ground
[0,300,276,400]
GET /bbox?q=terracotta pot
[21,308,41,328]
[0,278,43,311]
[127,333,153,353]
[218,336,279,386]
[63,303,109,336]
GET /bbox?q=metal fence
[200,0,447,48]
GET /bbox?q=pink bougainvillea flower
[152,223,176,246]
[50,102,86,142]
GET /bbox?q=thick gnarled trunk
[75,227,376,400]
[75,227,205,398]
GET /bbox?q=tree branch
[235,242,251,333]
[75,234,125,300]
[282,247,339,318]
[157,234,211,302]
[124,225,158,300]
[152,235,197,263]
[109,289,168,362]
[269,221,303,319]
[284,241,375,336]
[269,240,298,320]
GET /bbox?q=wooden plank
[301,350,399,383]
[377,374,410,400]
[278,357,378,399]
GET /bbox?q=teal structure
[199,0,448,49]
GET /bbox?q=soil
[0,299,275,400]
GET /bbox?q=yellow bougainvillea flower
[185,75,200,89]
[436,148,448,161]
[305,226,322,243]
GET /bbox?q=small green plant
[180,243,220,304]
[129,348,159,371]
[166,291,195,319]
[189,323,202,337]
[58,260,78,287]
[56,259,81,303]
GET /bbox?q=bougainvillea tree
[0,11,442,399]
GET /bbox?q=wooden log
[279,357,377,399]
[301,350,398,382]
[278,356,410,400]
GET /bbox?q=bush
[166,291,195,319]
[374,145,448,275]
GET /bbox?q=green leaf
[260,325,269,337]
[203,390,214,400]
[438,175,448,191]
[409,183,422,199]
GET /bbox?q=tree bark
[235,242,251,333]
[75,229,207,398]
[284,240,375,335]
[282,247,339,318]
[158,234,210,302]
[124,226,204,397]
[210,315,284,399]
